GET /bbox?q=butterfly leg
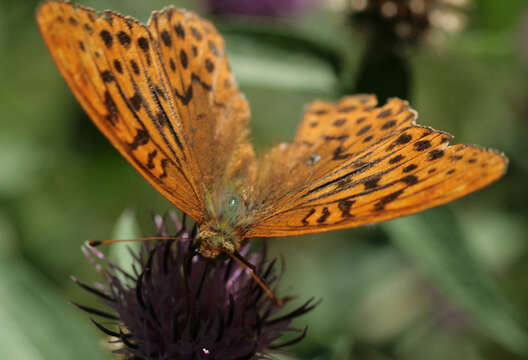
[229,251,284,307]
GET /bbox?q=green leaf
[107,210,142,278]
[0,259,111,360]
[384,208,528,355]
[220,28,339,92]
[0,136,51,197]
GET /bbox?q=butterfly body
[37,1,507,261]
[198,184,252,257]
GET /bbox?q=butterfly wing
[147,8,255,191]
[37,1,254,221]
[248,95,507,237]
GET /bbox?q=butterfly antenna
[228,251,284,307]
[88,236,188,247]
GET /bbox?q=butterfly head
[196,227,236,258]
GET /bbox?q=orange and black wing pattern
[248,95,507,237]
[37,1,255,222]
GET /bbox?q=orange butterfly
[37,2,506,261]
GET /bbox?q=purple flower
[207,0,318,17]
[73,213,318,359]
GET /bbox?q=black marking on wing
[301,208,315,225]
[316,207,330,223]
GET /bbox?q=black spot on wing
[173,84,193,105]
[101,70,114,83]
[129,129,150,150]
[414,140,431,151]
[401,175,418,185]
[180,49,188,69]
[386,133,412,151]
[428,149,444,160]
[113,59,123,74]
[302,208,316,226]
[377,109,392,118]
[363,175,381,190]
[103,91,118,125]
[174,23,185,39]
[324,135,349,142]
[333,118,346,127]
[84,23,93,34]
[117,31,131,48]
[147,150,157,169]
[130,60,140,75]
[332,146,353,161]
[129,92,142,111]
[205,58,215,73]
[338,199,355,218]
[356,125,371,136]
[374,189,404,211]
[138,37,149,52]
[403,164,417,173]
[100,30,113,48]
[190,26,203,41]
[161,30,172,47]
[159,158,169,178]
[389,154,404,164]
[316,207,330,223]
[381,120,396,129]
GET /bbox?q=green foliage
[385,209,528,356]
[0,259,111,360]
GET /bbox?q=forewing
[248,95,507,237]
[147,8,255,192]
[37,1,254,221]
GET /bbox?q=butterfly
[37,1,507,261]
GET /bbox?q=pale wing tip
[487,147,509,179]
[465,143,509,179]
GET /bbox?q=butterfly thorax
[196,187,252,258]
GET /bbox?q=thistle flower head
[73,213,317,359]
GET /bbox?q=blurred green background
[1,0,528,358]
